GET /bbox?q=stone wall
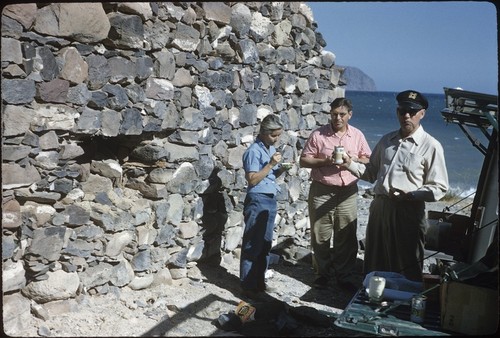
[2,1,344,307]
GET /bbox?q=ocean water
[345,90,490,197]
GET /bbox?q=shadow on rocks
[213,298,336,337]
[270,240,365,311]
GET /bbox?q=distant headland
[341,66,377,91]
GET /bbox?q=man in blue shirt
[240,114,290,299]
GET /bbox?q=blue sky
[306,1,498,95]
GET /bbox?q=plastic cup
[368,276,386,302]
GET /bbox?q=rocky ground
[5,196,472,337]
[6,248,369,337]
[6,255,367,337]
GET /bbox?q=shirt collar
[411,125,426,145]
[327,123,351,137]
[391,125,425,145]
[256,136,272,154]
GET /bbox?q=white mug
[368,276,386,301]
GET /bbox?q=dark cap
[396,90,428,110]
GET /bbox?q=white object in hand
[368,276,386,301]
[334,146,344,164]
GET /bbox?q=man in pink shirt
[300,97,371,292]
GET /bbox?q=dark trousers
[240,193,277,290]
[364,195,427,282]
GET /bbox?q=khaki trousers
[308,181,358,282]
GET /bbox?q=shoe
[313,276,330,289]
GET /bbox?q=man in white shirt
[342,90,449,282]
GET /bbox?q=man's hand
[336,153,352,169]
[389,188,415,200]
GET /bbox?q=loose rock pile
[2,2,347,334]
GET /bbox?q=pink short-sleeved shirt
[301,123,371,186]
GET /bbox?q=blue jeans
[240,193,277,290]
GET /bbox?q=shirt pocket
[322,145,335,158]
[402,152,424,173]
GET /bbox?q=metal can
[334,146,344,164]
[410,295,427,324]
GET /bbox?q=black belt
[376,194,422,204]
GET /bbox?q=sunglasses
[397,107,421,117]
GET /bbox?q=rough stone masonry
[1,2,346,330]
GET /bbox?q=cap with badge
[396,90,429,110]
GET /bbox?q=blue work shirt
[242,137,281,195]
